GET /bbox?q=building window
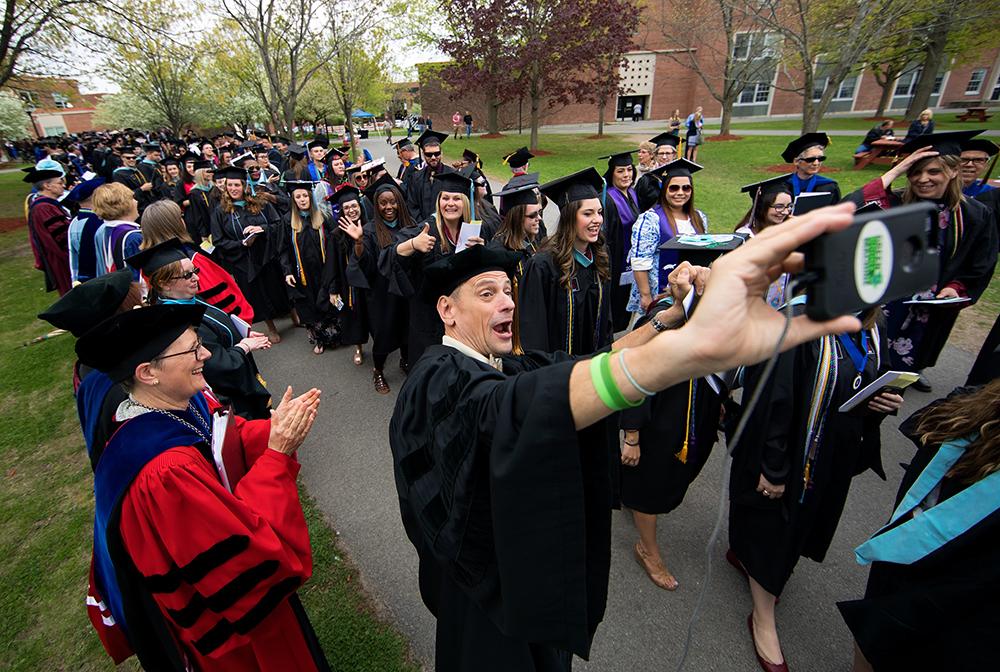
[965,68,986,95]
[991,77,1000,102]
[17,90,35,107]
[837,75,857,100]
[52,93,70,109]
[737,82,771,105]
[893,68,941,97]
[732,32,779,61]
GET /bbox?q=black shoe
[912,373,932,393]
[399,359,410,376]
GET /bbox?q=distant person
[463,110,473,138]
[904,108,934,143]
[385,117,394,145]
[685,107,704,161]
[452,110,462,139]
[426,115,434,130]
[25,166,72,295]
[959,137,998,198]
[856,120,895,154]
[781,132,841,201]
[632,101,643,122]
[668,109,683,138]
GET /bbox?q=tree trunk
[874,68,897,118]
[719,93,734,136]
[529,91,541,152]
[486,94,500,134]
[800,69,820,134]
[597,98,606,136]
[906,17,948,119]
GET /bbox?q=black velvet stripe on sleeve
[198,282,226,299]
[192,576,302,655]
[164,560,279,627]
[145,535,250,593]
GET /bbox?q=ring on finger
[762,489,770,496]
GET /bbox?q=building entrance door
[617,95,648,121]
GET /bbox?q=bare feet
[633,541,678,591]
[313,344,324,355]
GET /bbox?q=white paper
[619,270,634,286]
[838,371,920,413]
[211,411,233,492]
[673,234,735,247]
[903,296,971,305]
[456,221,482,251]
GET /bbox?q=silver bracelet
[618,348,655,397]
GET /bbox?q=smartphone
[801,202,939,321]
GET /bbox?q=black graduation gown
[183,187,214,245]
[191,300,272,419]
[635,172,661,213]
[390,346,613,671]
[974,185,999,236]
[845,188,998,370]
[278,213,337,327]
[620,377,722,515]
[477,200,503,242]
[112,166,145,193]
[406,165,456,223]
[518,251,613,356]
[603,188,640,332]
[349,221,410,357]
[209,203,290,323]
[838,389,1000,671]
[329,225,370,346]
[379,219,464,363]
[728,321,888,596]
[136,160,169,213]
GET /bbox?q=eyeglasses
[152,337,204,361]
[798,155,826,164]
[960,157,988,165]
[167,267,200,281]
[656,150,677,158]
[771,204,793,212]
[424,151,442,158]
[667,184,692,193]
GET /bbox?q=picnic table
[853,138,903,170]
[957,107,993,122]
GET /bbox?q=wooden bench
[956,107,992,122]
[854,138,904,170]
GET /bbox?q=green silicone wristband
[601,350,644,408]
[590,353,618,411]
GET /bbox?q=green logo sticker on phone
[854,219,893,304]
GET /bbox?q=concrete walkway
[527,119,1000,137]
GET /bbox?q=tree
[217,0,368,134]
[93,90,161,129]
[651,0,779,136]
[0,92,29,141]
[571,10,640,137]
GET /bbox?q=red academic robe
[27,195,72,295]
[118,415,322,671]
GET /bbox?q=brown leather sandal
[633,542,678,591]
[373,369,390,395]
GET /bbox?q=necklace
[127,396,212,444]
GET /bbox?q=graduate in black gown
[209,166,291,343]
[345,174,414,394]
[129,239,272,419]
[406,129,455,222]
[329,185,371,364]
[181,159,215,245]
[279,181,339,354]
[844,131,998,392]
[136,142,170,214]
[780,132,842,201]
[381,170,485,363]
[620,294,722,591]
[635,133,678,212]
[838,380,1000,672]
[600,150,640,332]
[519,168,613,355]
[727,307,901,671]
[485,172,547,243]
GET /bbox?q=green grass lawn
[0,225,418,669]
[464,131,998,328]
[702,111,1000,133]
[0,169,31,219]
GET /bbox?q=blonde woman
[685,106,704,161]
[91,182,142,277]
[904,108,935,143]
[637,140,658,175]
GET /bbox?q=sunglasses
[667,184,692,193]
[168,267,201,281]
[152,337,204,361]
[424,151,442,158]
[798,155,826,163]
[525,211,543,220]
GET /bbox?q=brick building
[417,2,1000,129]
[4,76,106,137]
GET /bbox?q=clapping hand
[268,386,322,455]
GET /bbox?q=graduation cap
[649,133,680,148]
[215,166,248,181]
[740,173,793,201]
[38,269,133,338]
[22,167,63,183]
[345,163,363,175]
[781,132,830,163]
[273,136,290,145]
[332,185,362,206]
[502,147,533,169]
[462,148,480,165]
[308,136,330,150]
[432,170,473,198]
[179,151,200,163]
[323,145,347,160]
[192,159,214,171]
[490,182,539,211]
[898,129,984,157]
[539,167,604,208]
[960,137,999,156]
[231,152,256,167]
[599,150,638,182]
[422,244,523,300]
[161,158,180,167]
[364,173,401,201]
[287,143,307,159]
[648,158,703,181]
[75,303,206,382]
[283,179,318,195]
[359,157,386,174]
[659,234,744,267]
[393,137,415,151]
[125,238,190,275]
[415,129,449,149]
[142,142,162,153]
[66,176,105,202]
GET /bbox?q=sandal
[313,344,324,355]
[373,370,390,395]
[353,347,364,366]
[633,542,678,591]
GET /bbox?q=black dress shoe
[912,373,932,393]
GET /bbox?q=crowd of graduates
[20,119,1000,672]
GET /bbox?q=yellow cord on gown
[675,380,694,464]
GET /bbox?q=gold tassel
[674,380,694,464]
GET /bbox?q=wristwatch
[650,313,670,332]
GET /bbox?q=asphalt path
[255,138,978,671]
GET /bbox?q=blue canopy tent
[352,110,375,118]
